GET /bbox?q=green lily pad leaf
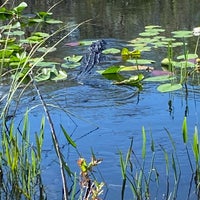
[51,70,67,81]
[102,48,121,54]
[35,61,59,67]
[27,35,43,42]
[119,65,154,71]
[144,75,175,82]
[177,54,198,60]
[46,19,63,24]
[172,30,193,38]
[139,31,160,37]
[61,62,80,69]
[173,61,195,68]
[79,40,96,46]
[37,47,57,53]
[145,25,162,29]
[35,70,51,82]
[157,83,182,92]
[97,66,120,74]
[29,18,44,23]
[127,59,155,65]
[64,55,83,63]
[33,32,50,38]
[4,30,25,36]
[114,73,144,86]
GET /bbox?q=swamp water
[5,0,200,199]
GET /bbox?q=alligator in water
[76,39,107,79]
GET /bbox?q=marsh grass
[118,122,200,199]
[0,111,45,199]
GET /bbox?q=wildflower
[193,27,200,36]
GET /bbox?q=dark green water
[8,0,200,199]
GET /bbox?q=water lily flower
[193,27,200,36]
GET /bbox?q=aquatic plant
[0,111,45,199]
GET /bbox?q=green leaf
[172,30,193,38]
[97,65,120,75]
[60,125,76,148]
[182,117,188,143]
[46,19,63,24]
[157,83,182,92]
[102,48,121,54]
[51,70,67,81]
[61,62,80,69]
[177,54,198,60]
[13,2,28,13]
[35,61,59,67]
[64,55,83,63]
[142,126,146,159]
[33,32,50,38]
[114,74,144,86]
[37,47,57,53]
[193,126,199,163]
[127,59,155,65]
[0,49,14,58]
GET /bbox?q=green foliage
[0,1,67,83]
[0,111,45,199]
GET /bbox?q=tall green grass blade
[182,117,188,143]
[142,126,146,159]
[119,151,126,200]
[193,125,199,164]
[60,124,77,148]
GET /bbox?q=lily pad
[119,65,154,71]
[37,47,57,53]
[177,54,198,60]
[114,74,144,86]
[171,30,193,38]
[97,66,120,74]
[127,59,155,65]
[102,48,121,54]
[64,55,83,63]
[157,83,182,92]
[61,62,80,69]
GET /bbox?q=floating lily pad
[35,61,59,67]
[127,59,155,65]
[114,74,144,86]
[35,67,67,82]
[102,48,121,54]
[79,40,96,46]
[145,25,162,29]
[64,55,83,63]
[139,31,160,37]
[37,47,57,53]
[157,83,182,92]
[171,30,193,38]
[45,19,63,24]
[177,54,198,60]
[33,32,50,38]
[173,61,195,68]
[51,70,67,81]
[120,65,154,71]
[97,66,120,74]
[61,62,80,69]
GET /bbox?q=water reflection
[15,0,200,40]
